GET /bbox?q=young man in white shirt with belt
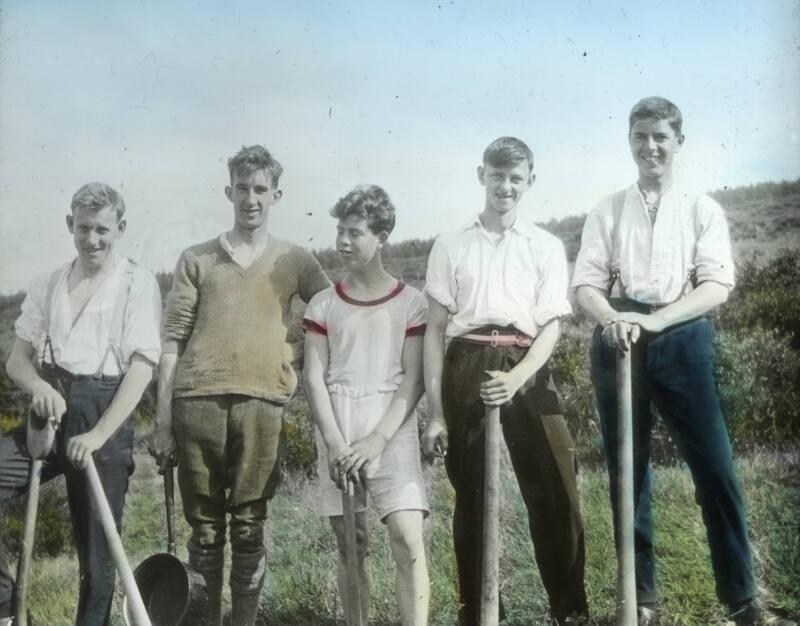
[0,183,161,626]
[423,137,589,626]
[573,97,793,626]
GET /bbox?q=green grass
[7,449,798,625]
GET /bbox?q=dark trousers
[0,366,134,626]
[590,310,754,606]
[442,332,588,624]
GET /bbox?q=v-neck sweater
[163,236,329,403]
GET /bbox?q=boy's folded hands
[332,431,389,488]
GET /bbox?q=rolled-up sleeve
[694,197,735,290]
[162,251,199,354]
[121,269,162,366]
[424,237,458,314]
[532,238,572,328]
[571,205,613,293]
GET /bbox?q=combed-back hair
[629,97,683,136]
[227,145,284,186]
[70,183,126,221]
[483,136,534,172]
[330,184,396,235]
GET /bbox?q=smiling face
[335,214,385,270]
[67,205,125,271]
[225,168,282,234]
[477,160,534,217]
[629,117,684,185]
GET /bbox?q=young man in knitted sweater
[150,145,329,626]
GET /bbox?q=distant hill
[316,178,800,281]
[1,178,798,313]
[709,180,800,261]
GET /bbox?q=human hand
[601,321,640,351]
[422,416,448,460]
[335,432,388,483]
[327,442,350,488]
[480,370,525,407]
[66,429,107,470]
[148,423,177,472]
[616,311,666,334]
[30,381,67,424]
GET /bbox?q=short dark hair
[70,183,125,221]
[227,145,284,186]
[629,97,683,136]
[330,184,396,235]
[483,137,534,172]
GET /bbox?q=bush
[0,479,73,559]
[714,328,800,446]
[281,392,318,477]
[550,334,603,463]
[715,249,800,347]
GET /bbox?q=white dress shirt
[571,182,735,304]
[15,253,162,376]
[425,216,572,339]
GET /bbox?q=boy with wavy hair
[303,184,430,625]
[151,145,329,626]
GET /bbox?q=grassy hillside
[4,451,797,625]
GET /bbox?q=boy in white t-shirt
[302,184,430,626]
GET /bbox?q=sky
[1,0,798,292]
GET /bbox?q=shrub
[0,479,73,559]
[715,249,800,347]
[714,328,800,446]
[550,334,604,464]
[281,393,318,477]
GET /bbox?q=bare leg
[385,510,429,626]
[330,513,370,624]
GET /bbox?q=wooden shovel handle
[164,466,176,555]
[15,460,43,626]
[480,405,501,626]
[84,457,152,626]
[341,480,365,626]
[615,348,636,626]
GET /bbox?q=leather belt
[456,329,533,348]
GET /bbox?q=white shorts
[315,385,429,520]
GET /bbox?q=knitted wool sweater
[163,236,329,403]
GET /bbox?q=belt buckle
[649,303,662,313]
[490,330,499,348]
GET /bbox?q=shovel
[341,478,365,626]
[615,348,636,626]
[84,456,152,626]
[480,406,501,626]
[14,410,57,626]
[123,466,209,626]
